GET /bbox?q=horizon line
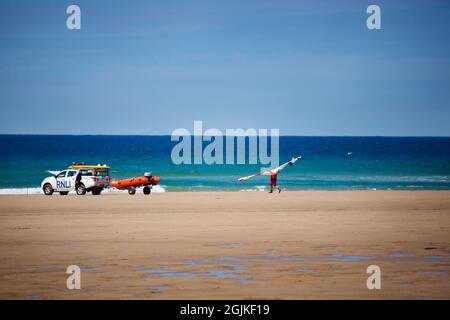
[0,133,449,138]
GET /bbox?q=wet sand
[0,191,449,299]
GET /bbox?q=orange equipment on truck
[109,172,160,195]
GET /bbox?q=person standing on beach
[269,173,281,193]
[238,156,301,192]
[75,171,82,188]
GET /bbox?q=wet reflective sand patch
[424,256,446,260]
[207,264,249,279]
[283,254,372,262]
[417,271,448,276]
[296,269,317,273]
[207,243,242,248]
[390,252,415,257]
[80,266,104,271]
[137,268,197,277]
[148,285,172,292]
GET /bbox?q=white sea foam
[239,185,267,192]
[47,170,62,175]
[0,188,43,195]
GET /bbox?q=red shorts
[270,174,277,187]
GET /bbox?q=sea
[0,135,449,194]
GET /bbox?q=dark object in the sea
[424,247,437,250]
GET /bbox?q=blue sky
[0,0,449,135]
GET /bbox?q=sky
[0,0,449,136]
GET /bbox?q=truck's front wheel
[128,187,136,195]
[43,183,54,196]
[76,183,86,195]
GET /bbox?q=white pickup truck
[41,164,110,195]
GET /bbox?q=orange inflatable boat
[109,172,160,195]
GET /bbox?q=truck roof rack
[68,164,110,169]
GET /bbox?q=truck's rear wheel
[59,191,69,195]
[43,183,54,196]
[76,183,86,195]
[128,186,136,195]
[143,186,151,195]
[92,188,102,195]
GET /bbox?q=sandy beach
[0,191,449,299]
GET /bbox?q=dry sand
[0,191,449,299]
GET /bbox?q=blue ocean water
[0,135,449,192]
